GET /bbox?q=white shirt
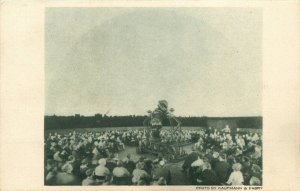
[227,171,244,185]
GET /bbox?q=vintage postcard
[44,7,263,186]
[0,1,299,191]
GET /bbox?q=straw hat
[191,157,204,167]
[159,160,165,166]
[250,176,261,185]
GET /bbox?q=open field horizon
[45,126,262,135]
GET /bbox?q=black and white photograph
[44,8,263,186]
[2,1,300,191]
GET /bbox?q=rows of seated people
[44,127,262,185]
[184,127,262,185]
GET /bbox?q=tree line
[44,114,262,130]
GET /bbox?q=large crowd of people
[44,127,262,186]
[184,126,262,186]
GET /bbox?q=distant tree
[44,115,262,130]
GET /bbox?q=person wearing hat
[182,150,200,173]
[132,162,150,185]
[152,160,171,185]
[94,158,111,183]
[249,176,261,186]
[55,163,80,185]
[189,155,205,184]
[112,160,131,185]
[191,157,204,168]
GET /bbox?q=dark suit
[214,161,230,184]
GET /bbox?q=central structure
[140,100,187,162]
[144,100,182,141]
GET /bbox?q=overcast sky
[45,8,262,117]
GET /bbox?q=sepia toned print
[44,8,262,186]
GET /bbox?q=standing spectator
[223,125,231,133]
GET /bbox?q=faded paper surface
[0,1,299,191]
